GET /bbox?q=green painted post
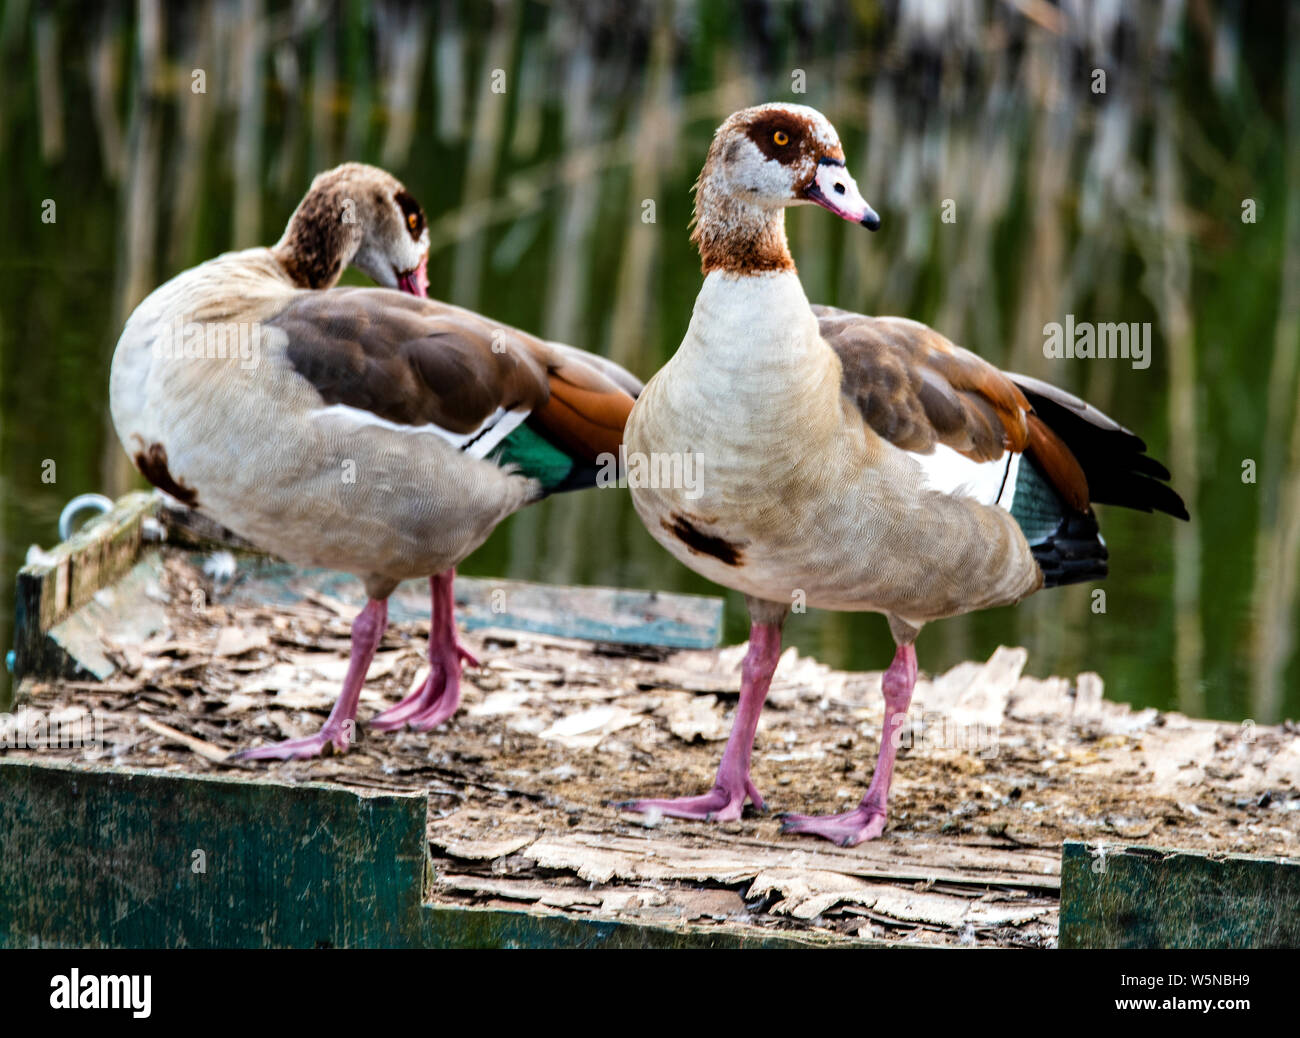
[0,758,427,948]
[1060,840,1300,948]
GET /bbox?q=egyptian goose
[621,104,1188,845]
[110,163,641,759]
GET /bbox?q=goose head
[272,162,430,296]
[691,103,879,275]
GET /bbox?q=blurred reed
[1,0,1294,720]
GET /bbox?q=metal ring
[58,494,115,542]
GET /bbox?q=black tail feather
[1008,374,1190,521]
[1030,510,1109,588]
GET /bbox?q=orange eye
[773,130,789,146]
[407,213,418,231]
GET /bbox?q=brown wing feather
[816,305,1092,509]
[815,307,1030,461]
[272,288,551,431]
[270,288,639,461]
[814,306,1190,522]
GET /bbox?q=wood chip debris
[8,550,1299,948]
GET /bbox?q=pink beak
[397,255,429,297]
[805,159,880,230]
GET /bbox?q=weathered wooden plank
[156,500,724,648]
[1059,840,1300,948]
[418,904,880,949]
[445,577,724,649]
[37,554,170,684]
[12,491,156,681]
[14,489,723,686]
[0,758,427,948]
[219,556,725,649]
[505,831,1061,892]
[156,497,260,552]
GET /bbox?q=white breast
[626,269,1041,623]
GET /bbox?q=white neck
[681,269,821,374]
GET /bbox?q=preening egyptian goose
[621,104,1188,846]
[110,163,641,760]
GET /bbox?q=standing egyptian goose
[621,105,1187,845]
[110,163,640,760]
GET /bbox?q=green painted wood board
[219,556,724,649]
[0,757,427,948]
[0,758,885,949]
[1059,840,1300,948]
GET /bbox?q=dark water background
[2,0,1297,723]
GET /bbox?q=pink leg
[779,642,918,846]
[619,621,782,822]
[370,569,477,732]
[232,598,388,761]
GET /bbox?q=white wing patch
[913,444,1019,512]
[310,404,530,459]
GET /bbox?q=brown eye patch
[745,113,809,164]
[394,189,426,242]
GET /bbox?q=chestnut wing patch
[531,348,638,465]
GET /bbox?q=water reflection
[1,1,1295,723]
